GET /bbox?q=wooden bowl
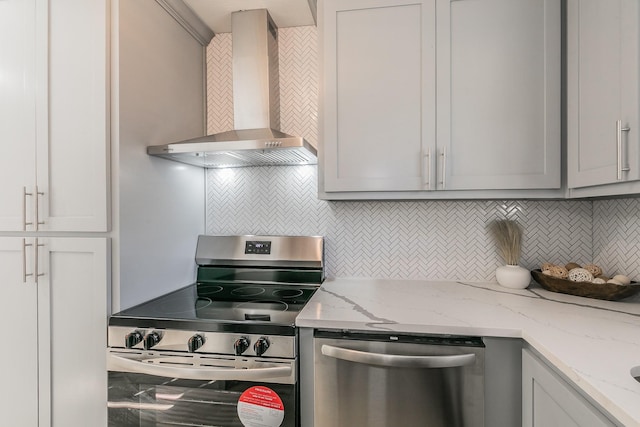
[530,269,640,301]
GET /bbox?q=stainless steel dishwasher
[313,329,485,426]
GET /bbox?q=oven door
[107,349,297,427]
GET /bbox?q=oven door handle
[109,354,292,381]
[321,344,476,368]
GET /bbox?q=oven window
[108,372,296,427]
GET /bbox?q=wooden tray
[530,269,640,301]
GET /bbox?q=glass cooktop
[110,281,318,328]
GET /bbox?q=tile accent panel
[206,165,593,281]
[206,26,597,281]
[593,198,640,280]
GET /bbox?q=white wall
[112,0,205,310]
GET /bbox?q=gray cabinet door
[0,0,37,231]
[321,0,436,192]
[436,0,561,190]
[567,0,640,189]
[39,238,109,427]
[522,349,616,427]
[0,238,39,427]
[320,0,561,195]
[0,0,109,232]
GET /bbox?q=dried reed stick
[489,219,523,265]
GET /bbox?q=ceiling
[183,0,317,33]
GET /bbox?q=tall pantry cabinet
[0,0,109,426]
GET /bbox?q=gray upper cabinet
[567,0,640,195]
[318,0,561,199]
[319,0,436,193]
[437,0,560,191]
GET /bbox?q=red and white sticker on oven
[237,386,285,427]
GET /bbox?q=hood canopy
[147,9,316,168]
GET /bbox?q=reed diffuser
[489,219,530,289]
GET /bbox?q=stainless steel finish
[109,326,296,358]
[440,147,447,189]
[147,9,316,168]
[22,238,33,283]
[320,344,476,368]
[108,349,296,384]
[108,234,320,426]
[314,334,484,427]
[423,148,431,190]
[617,119,631,180]
[35,239,44,283]
[195,234,324,271]
[232,9,278,131]
[35,187,44,228]
[107,402,173,411]
[23,187,33,230]
[147,130,317,168]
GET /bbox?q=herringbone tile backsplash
[205,26,640,282]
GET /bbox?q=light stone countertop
[296,278,640,427]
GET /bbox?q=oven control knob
[125,330,144,348]
[188,334,205,353]
[234,336,250,355]
[143,331,162,350]
[254,337,270,357]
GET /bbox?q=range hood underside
[147,128,318,168]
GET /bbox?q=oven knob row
[125,330,164,349]
[124,331,270,356]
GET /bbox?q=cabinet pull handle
[22,239,34,283]
[23,187,33,230]
[440,148,447,189]
[35,186,45,228]
[35,239,45,283]
[423,148,431,190]
[617,120,631,180]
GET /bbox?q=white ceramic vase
[495,265,530,289]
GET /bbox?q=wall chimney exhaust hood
[147,8,317,169]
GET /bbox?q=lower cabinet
[522,349,617,427]
[0,237,109,427]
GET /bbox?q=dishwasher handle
[321,344,476,368]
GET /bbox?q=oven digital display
[245,241,272,255]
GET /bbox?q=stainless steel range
[107,235,323,427]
